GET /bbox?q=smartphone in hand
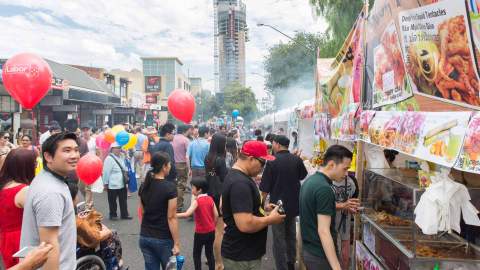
[13,246,35,258]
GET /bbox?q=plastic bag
[90,177,104,193]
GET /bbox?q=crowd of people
[0,119,360,270]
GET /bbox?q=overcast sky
[0,0,327,99]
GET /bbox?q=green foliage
[309,0,368,47]
[264,32,338,107]
[196,90,221,122]
[223,81,258,122]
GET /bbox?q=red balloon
[2,53,52,110]
[76,153,103,185]
[167,89,195,123]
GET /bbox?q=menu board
[372,21,413,107]
[415,111,471,167]
[395,111,426,154]
[368,111,403,148]
[456,112,480,173]
[399,0,480,108]
[360,110,377,142]
[355,241,385,270]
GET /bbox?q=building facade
[214,0,247,92]
[189,77,202,97]
[141,57,191,124]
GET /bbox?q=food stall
[313,0,480,269]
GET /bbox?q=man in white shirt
[39,122,62,146]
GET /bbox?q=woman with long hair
[138,152,180,270]
[205,133,228,270]
[0,149,36,268]
[225,137,238,169]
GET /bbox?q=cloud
[0,0,327,101]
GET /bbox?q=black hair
[41,132,79,168]
[198,126,209,137]
[384,149,399,164]
[92,127,98,134]
[205,133,227,173]
[190,178,209,194]
[177,124,192,135]
[226,137,238,163]
[139,152,171,205]
[254,129,262,136]
[322,145,353,166]
[160,122,175,137]
[63,119,78,133]
[135,127,142,133]
[0,131,7,138]
[256,135,264,142]
[265,133,275,143]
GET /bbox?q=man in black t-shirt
[260,135,308,270]
[222,141,286,270]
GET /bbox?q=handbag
[109,154,129,186]
[125,159,138,193]
[206,159,223,198]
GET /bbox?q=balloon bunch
[95,125,138,150]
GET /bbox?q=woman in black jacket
[205,133,227,270]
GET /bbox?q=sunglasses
[254,157,266,167]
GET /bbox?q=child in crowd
[177,179,218,270]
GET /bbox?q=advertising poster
[339,103,359,141]
[368,111,403,148]
[317,12,365,118]
[399,0,480,108]
[467,0,480,71]
[145,76,161,93]
[414,111,471,167]
[355,241,385,270]
[372,21,412,107]
[364,0,416,110]
[359,110,376,142]
[456,112,480,173]
[330,116,342,140]
[395,111,426,154]
[314,113,330,139]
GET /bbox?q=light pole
[256,23,316,54]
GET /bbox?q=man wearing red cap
[221,140,286,270]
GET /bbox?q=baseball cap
[111,142,121,148]
[273,135,290,148]
[241,141,275,161]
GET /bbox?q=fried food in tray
[402,242,478,259]
[370,211,412,227]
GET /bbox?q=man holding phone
[20,133,80,270]
[6,242,53,270]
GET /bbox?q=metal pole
[257,23,316,54]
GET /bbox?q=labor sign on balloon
[168,89,195,123]
[1,53,52,110]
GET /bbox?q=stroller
[75,202,127,270]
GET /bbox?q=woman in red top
[0,149,36,268]
[178,179,218,270]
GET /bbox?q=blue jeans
[139,235,173,270]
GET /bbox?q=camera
[277,200,285,215]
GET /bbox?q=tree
[196,90,221,122]
[223,81,258,122]
[264,32,338,108]
[309,0,371,48]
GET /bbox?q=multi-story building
[141,57,191,124]
[189,77,203,97]
[214,0,247,92]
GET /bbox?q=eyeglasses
[254,157,266,167]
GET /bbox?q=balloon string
[31,109,37,146]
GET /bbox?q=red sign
[146,94,158,104]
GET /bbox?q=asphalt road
[91,188,276,270]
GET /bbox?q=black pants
[193,231,215,270]
[107,188,129,218]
